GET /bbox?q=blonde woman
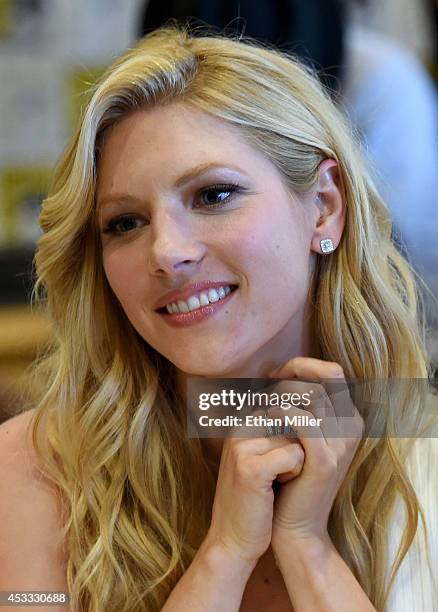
[0,26,437,612]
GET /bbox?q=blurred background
[0,0,437,422]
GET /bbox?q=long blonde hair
[28,26,435,611]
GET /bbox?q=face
[96,103,321,379]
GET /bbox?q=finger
[269,357,362,438]
[269,356,348,414]
[275,446,305,483]
[306,381,363,441]
[298,391,342,441]
[225,414,302,455]
[265,405,336,441]
[261,406,332,468]
[267,397,355,455]
[223,405,273,441]
[276,470,300,484]
[258,440,305,482]
[269,356,345,381]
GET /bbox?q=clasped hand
[266,357,364,549]
[204,356,364,567]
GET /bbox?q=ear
[310,159,346,256]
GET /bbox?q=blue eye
[102,215,144,235]
[198,183,241,208]
[101,182,243,235]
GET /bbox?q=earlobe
[320,238,335,254]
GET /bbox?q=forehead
[95,102,279,192]
[99,102,245,152]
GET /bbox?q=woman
[0,26,437,611]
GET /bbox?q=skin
[96,102,344,382]
[96,102,373,610]
[96,100,345,464]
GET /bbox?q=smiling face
[95,102,323,379]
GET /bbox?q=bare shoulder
[0,408,46,487]
[0,407,37,452]
[0,409,69,594]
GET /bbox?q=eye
[101,182,244,236]
[101,214,145,235]
[197,183,242,209]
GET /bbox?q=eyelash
[101,183,243,235]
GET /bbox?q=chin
[156,336,257,377]
[176,362,231,378]
[165,349,230,376]
[176,354,255,379]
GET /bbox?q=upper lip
[153,281,238,311]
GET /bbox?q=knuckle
[291,356,305,366]
[236,456,260,483]
[291,446,305,469]
[329,362,344,377]
[317,454,338,477]
[313,382,325,395]
[310,383,326,400]
[297,408,314,420]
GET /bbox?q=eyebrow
[96,162,247,210]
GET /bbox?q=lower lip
[156,288,238,328]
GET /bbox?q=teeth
[199,292,210,306]
[177,300,189,313]
[208,289,220,302]
[164,285,235,314]
[166,302,180,314]
[187,295,201,312]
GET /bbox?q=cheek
[235,212,306,278]
[102,248,144,308]
[237,216,309,312]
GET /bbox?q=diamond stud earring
[320,238,334,254]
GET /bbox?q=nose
[147,209,206,276]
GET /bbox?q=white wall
[0,0,144,246]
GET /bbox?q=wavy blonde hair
[27,26,436,611]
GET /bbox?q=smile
[162,285,235,314]
[156,285,238,327]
